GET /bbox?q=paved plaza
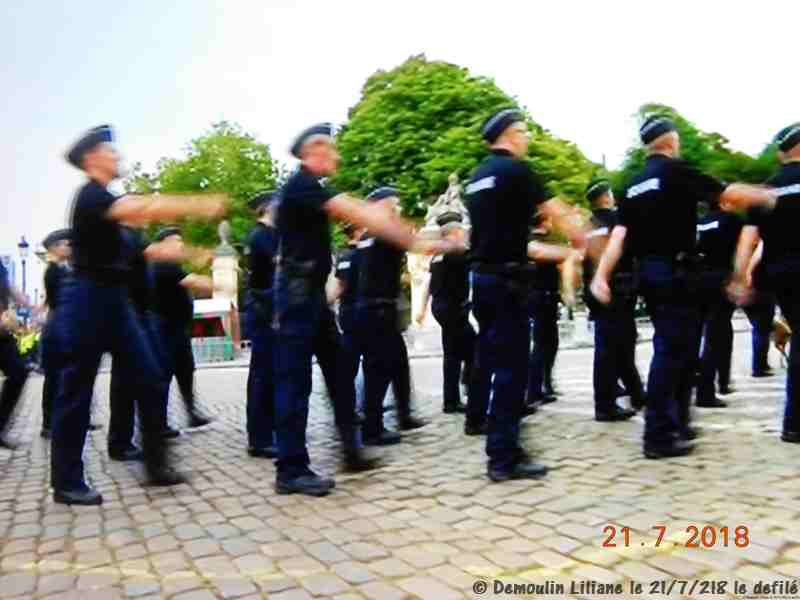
[1,329,799,599]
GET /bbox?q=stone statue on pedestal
[423,172,470,228]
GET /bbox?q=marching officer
[0,254,31,450]
[273,123,452,496]
[244,191,280,458]
[40,228,73,439]
[355,187,427,445]
[730,123,800,442]
[416,212,488,434]
[694,197,743,405]
[466,108,585,482]
[53,125,225,504]
[743,240,776,377]
[149,227,214,432]
[583,180,643,421]
[592,115,775,459]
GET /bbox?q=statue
[215,220,236,257]
[423,172,470,227]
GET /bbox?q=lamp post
[18,236,29,325]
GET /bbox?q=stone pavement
[1,330,799,599]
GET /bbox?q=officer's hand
[196,196,228,221]
[726,278,753,307]
[414,311,426,327]
[590,276,612,305]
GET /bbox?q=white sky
[1,0,796,297]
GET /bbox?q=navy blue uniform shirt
[121,227,151,315]
[466,149,549,265]
[619,155,725,258]
[245,222,279,291]
[696,210,743,271]
[70,180,133,282]
[334,245,360,309]
[528,230,560,291]
[44,263,71,311]
[276,166,336,287]
[429,252,470,307]
[357,236,403,303]
[0,261,10,311]
[748,162,800,268]
[150,262,194,326]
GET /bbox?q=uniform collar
[490,148,514,157]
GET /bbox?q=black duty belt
[472,262,538,276]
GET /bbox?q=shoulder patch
[626,178,660,199]
[697,221,720,232]
[465,176,496,195]
[775,183,800,197]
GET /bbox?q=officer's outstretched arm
[108,193,228,226]
[590,225,627,305]
[538,197,589,249]
[719,184,777,212]
[179,274,214,296]
[732,225,760,283]
[527,241,573,263]
[324,194,455,255]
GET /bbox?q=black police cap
[66,125,114,168]
[774,123,800,153]
[42,228,71,249]
[436,211,463,227]
[290,123,334,158]
[639,115,677,145]
[585,179,611,203]
[481,108,524,143]
[248,190,276,211]
[366,186,400,202]
[154,226,182,242]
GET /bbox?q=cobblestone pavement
[0,330,798,599]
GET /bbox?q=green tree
[124,121,279,250]
[334,55,599,217]
[612,103,778,193]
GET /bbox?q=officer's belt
[471,262,538,276]
[358,298,397,308]
[640,252,707,266]
[73,267,131,286]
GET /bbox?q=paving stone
[397,576,461,600]
[357,581,408,600]
[332,561,377,584]
[300,573,350,596]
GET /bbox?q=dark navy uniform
[355,233,415,441]
[584,207,644,418]
[51,177,170,498]
[747,153,800,437]
[334,243,361,395]
[244,218,279,454]
[41,258,71,436]
[0,260,28,447]
[694,208,742,403]
[526,227,561,403]
[429,248,478,416]
[743,295,776,376]
[619,149,725,452]
[466,130,549,477]
[273,164,361,484]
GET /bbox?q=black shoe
[543,383,561,397]
[718,384,736,396]
[398,416,426,431]
[187,413,213,430]
[88,422,102,431]
[109,447,144,462]
[644,439,693,459]
[753,369,775,378]
[631,395,646,411]
[615,385,628,398]
[40,428,52,440]
[161,427,181,439]
[443,403,466,414]
[528,393,556,406]
[364,430,402,446]
[696,397,727,408]
[464,421,488,436]
[275,474,333,497]
[248,446,277,459]
[682,427,699,441]
[54,488,103,506]
[343,448,381,472]
[147,468,188,487]
[522,402,539,417]
[488,462,548,482]
[781,431,800,444]
[595,407,636,422]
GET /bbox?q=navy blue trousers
[696,296,735,402]
[40,317,57,432]
[273,276,357,478]
[245,294,275,449]
[744,297,775,374]
[527,291,559,399]
[431,300,476,410]
[0,330,28,436]
[155,317,197,427]
[592,299,645,413]
[471,273,529,473]
[50,278,167,491]
[639,260,702,447]
[355,303,412,438]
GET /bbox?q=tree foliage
[612,103,779,193]
[124,121,279,250]
[334,55,599,217]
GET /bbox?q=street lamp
[18,236,29,325]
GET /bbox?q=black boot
[54,488,103,506]
[488,462,548,482]
[696,397,727,408]
[398,415,426,431]
[644,439,693,459]
[343,447,381,472]
[443,403,466,414]
[595,406,636,422]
